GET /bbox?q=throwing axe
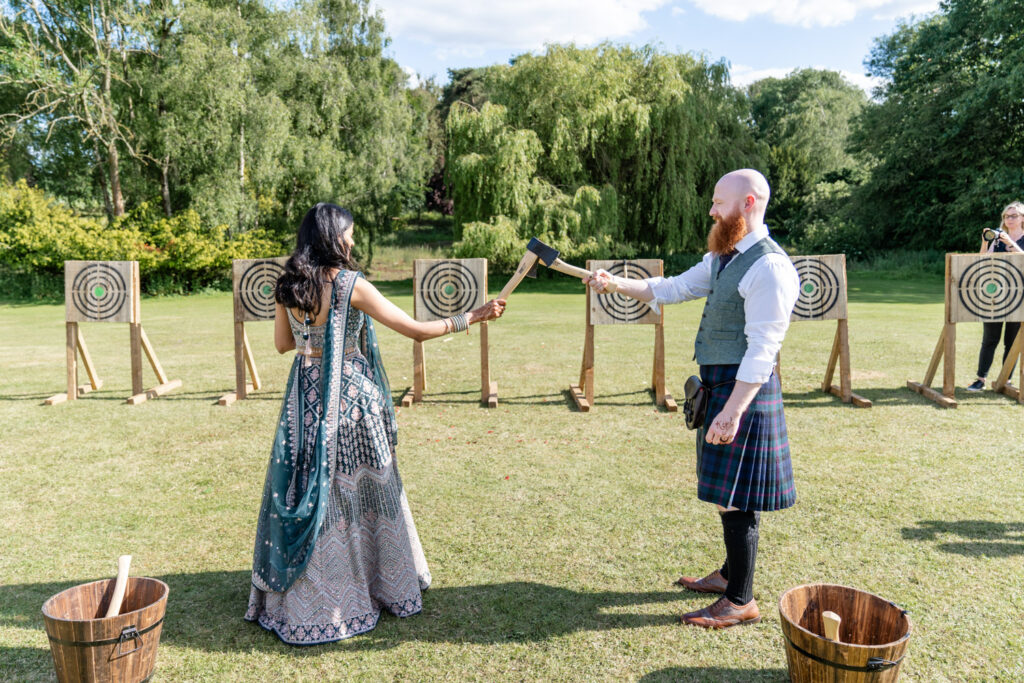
[498,237,593,299]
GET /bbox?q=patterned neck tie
[717,249,738,274]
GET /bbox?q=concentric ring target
[239,261,285,320]
[71,263,129,321]
[420,261,479,318]
[957,260,1024,320]
[793,259,840,319]
[598,262,654,323]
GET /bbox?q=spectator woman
[966,201,1024,391]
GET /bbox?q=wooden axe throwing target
[400,258,497,408]
[236,259,287,322]
[950,255,1024,323]
[415,259,485,321]
[571,259,676,412]
[46,261,181,406]
[791,256,846,321]
[67,261,134,323]
[219,257,289,406]
[909,253,1024,408]
[783,255,869,408]
[590,260,661,325]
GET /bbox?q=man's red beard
[708,212,747,255]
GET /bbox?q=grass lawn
[1,272,1022,681]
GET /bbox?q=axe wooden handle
[498,251,540,300]
[104,554,132,618]
[548,259,592,280]
[822,610,841,642]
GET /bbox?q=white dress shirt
[642,224,800,384]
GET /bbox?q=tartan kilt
[695,364,795,512]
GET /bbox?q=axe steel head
[526,237,560,267]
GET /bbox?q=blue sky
[371,0,940,92]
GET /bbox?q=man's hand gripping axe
[497,237,593,299]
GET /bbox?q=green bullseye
[443,284,455,296]
[984,281,1000,295]
[261,284,273,296]
[803,283,816,294]
[92,285,106,298]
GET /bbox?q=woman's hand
[468,298,507,323]
[998,231,1023,252]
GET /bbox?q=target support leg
[908,324,957,408]
[651,323,676,411]
[993,325,1023,401]
[412,340,425,402]
[570,322,594,412]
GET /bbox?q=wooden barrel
[779,584,911,682]
[41,577,168,683]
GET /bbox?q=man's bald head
[711,169,771,228]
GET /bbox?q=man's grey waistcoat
[694,236,787,366]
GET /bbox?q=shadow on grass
[0,572,684,671]
[901,520,1024,556]
[640,667,788,682]
[780,387,922,408]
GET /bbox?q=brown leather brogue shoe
[674,569,727,593]
[679,596,761,629]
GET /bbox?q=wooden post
[651,323,677,411]
[234,321,247,401]
[479,321,497,408]
[66,322,78,402]
[129,322,144,396]
[413,340,425,402]
[570,288,595,412]
[820,319,871,407]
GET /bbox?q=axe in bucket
[497,237,593,299]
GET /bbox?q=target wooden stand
[787,255,871,408]
[398,259,497,408]
[570,259,676,413]
[45,261,181,406]
[909,252,1024,408]
[218,257,288,406]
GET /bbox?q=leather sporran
[682,375,707,430]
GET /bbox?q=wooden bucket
[41,577,168,683]
[779,584,911,682]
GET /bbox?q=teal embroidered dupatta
[251,271,396,592]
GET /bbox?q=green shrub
[453,215,525,273]
[0,180,288,299]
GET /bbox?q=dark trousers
[976,322,1022,378]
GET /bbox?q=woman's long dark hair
[275,203,360,316]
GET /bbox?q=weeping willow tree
[446,44,763,267]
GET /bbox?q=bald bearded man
[586,169,799,629]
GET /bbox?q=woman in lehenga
[245,203,506,645]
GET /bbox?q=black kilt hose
[696,364,795,512]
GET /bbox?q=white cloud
[671,5,686,15]
[401,65,421,89]
[730,64,883,96]
[688,0,939,28]
[372,0,670,51]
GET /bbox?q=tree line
[1,0,1019,288]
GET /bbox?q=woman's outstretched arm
[274,303,297,354]
[350,278,505,342]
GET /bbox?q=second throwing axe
[498,237,593,299]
